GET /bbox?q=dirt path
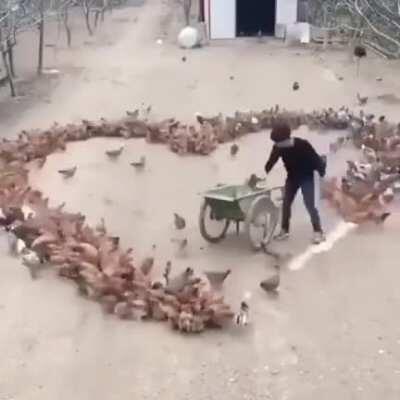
[1,0,400,399]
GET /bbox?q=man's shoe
[312,231,326,244]
[274,230,290,241]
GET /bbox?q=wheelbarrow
[199,182,283,250]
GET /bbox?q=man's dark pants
[281,176,322,233]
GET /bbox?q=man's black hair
[270,122,291,143]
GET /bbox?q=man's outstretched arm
[264,146,280,174]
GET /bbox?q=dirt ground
[1,1,400,399]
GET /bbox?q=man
[265,122,326,244]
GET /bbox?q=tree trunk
[83,1,93,36]
[322,6,329,50]
[323,29,329,50]
[7,42,16,78]
[37,0,45,75]
[1,50,16,97]
[100,0,108,22]
[84,11,93,35]
[94,10,100,28]
[183,0,191,26]
[62,7,72,47]
[56,7,62,39]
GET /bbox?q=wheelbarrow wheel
[199,200,230,243]
[245,195,279,250]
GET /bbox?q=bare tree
[0,1,20,96]
[0,27,16,96]
[0,0,78,95]
[93,0,109,28]
[4,0,48,76]
[7,36,16,77]
[179,0,192,26]
[0,5,14,76]
[55,0,74,47]
[308,0,400,58]
[37,0,44,74]
[341,0,400,58]
[80,0,96,35]
[61,3,71,47]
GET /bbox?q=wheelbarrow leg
[236,221,240,235]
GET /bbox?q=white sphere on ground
[178,26,199,49]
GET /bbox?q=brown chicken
[230,143,239,156]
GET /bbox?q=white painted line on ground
[288,221,357,271]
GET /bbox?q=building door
[236,0,276,36]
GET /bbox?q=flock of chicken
[0,119,246,333]
[0,105,399,333]
[2,188,237,333]
[322,111,400,224]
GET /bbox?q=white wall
[209,0,236,39]
[276,0,298,25]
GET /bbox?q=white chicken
[361,144,378,163]
[21,249,42,279]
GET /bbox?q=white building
[202,0,309,40]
